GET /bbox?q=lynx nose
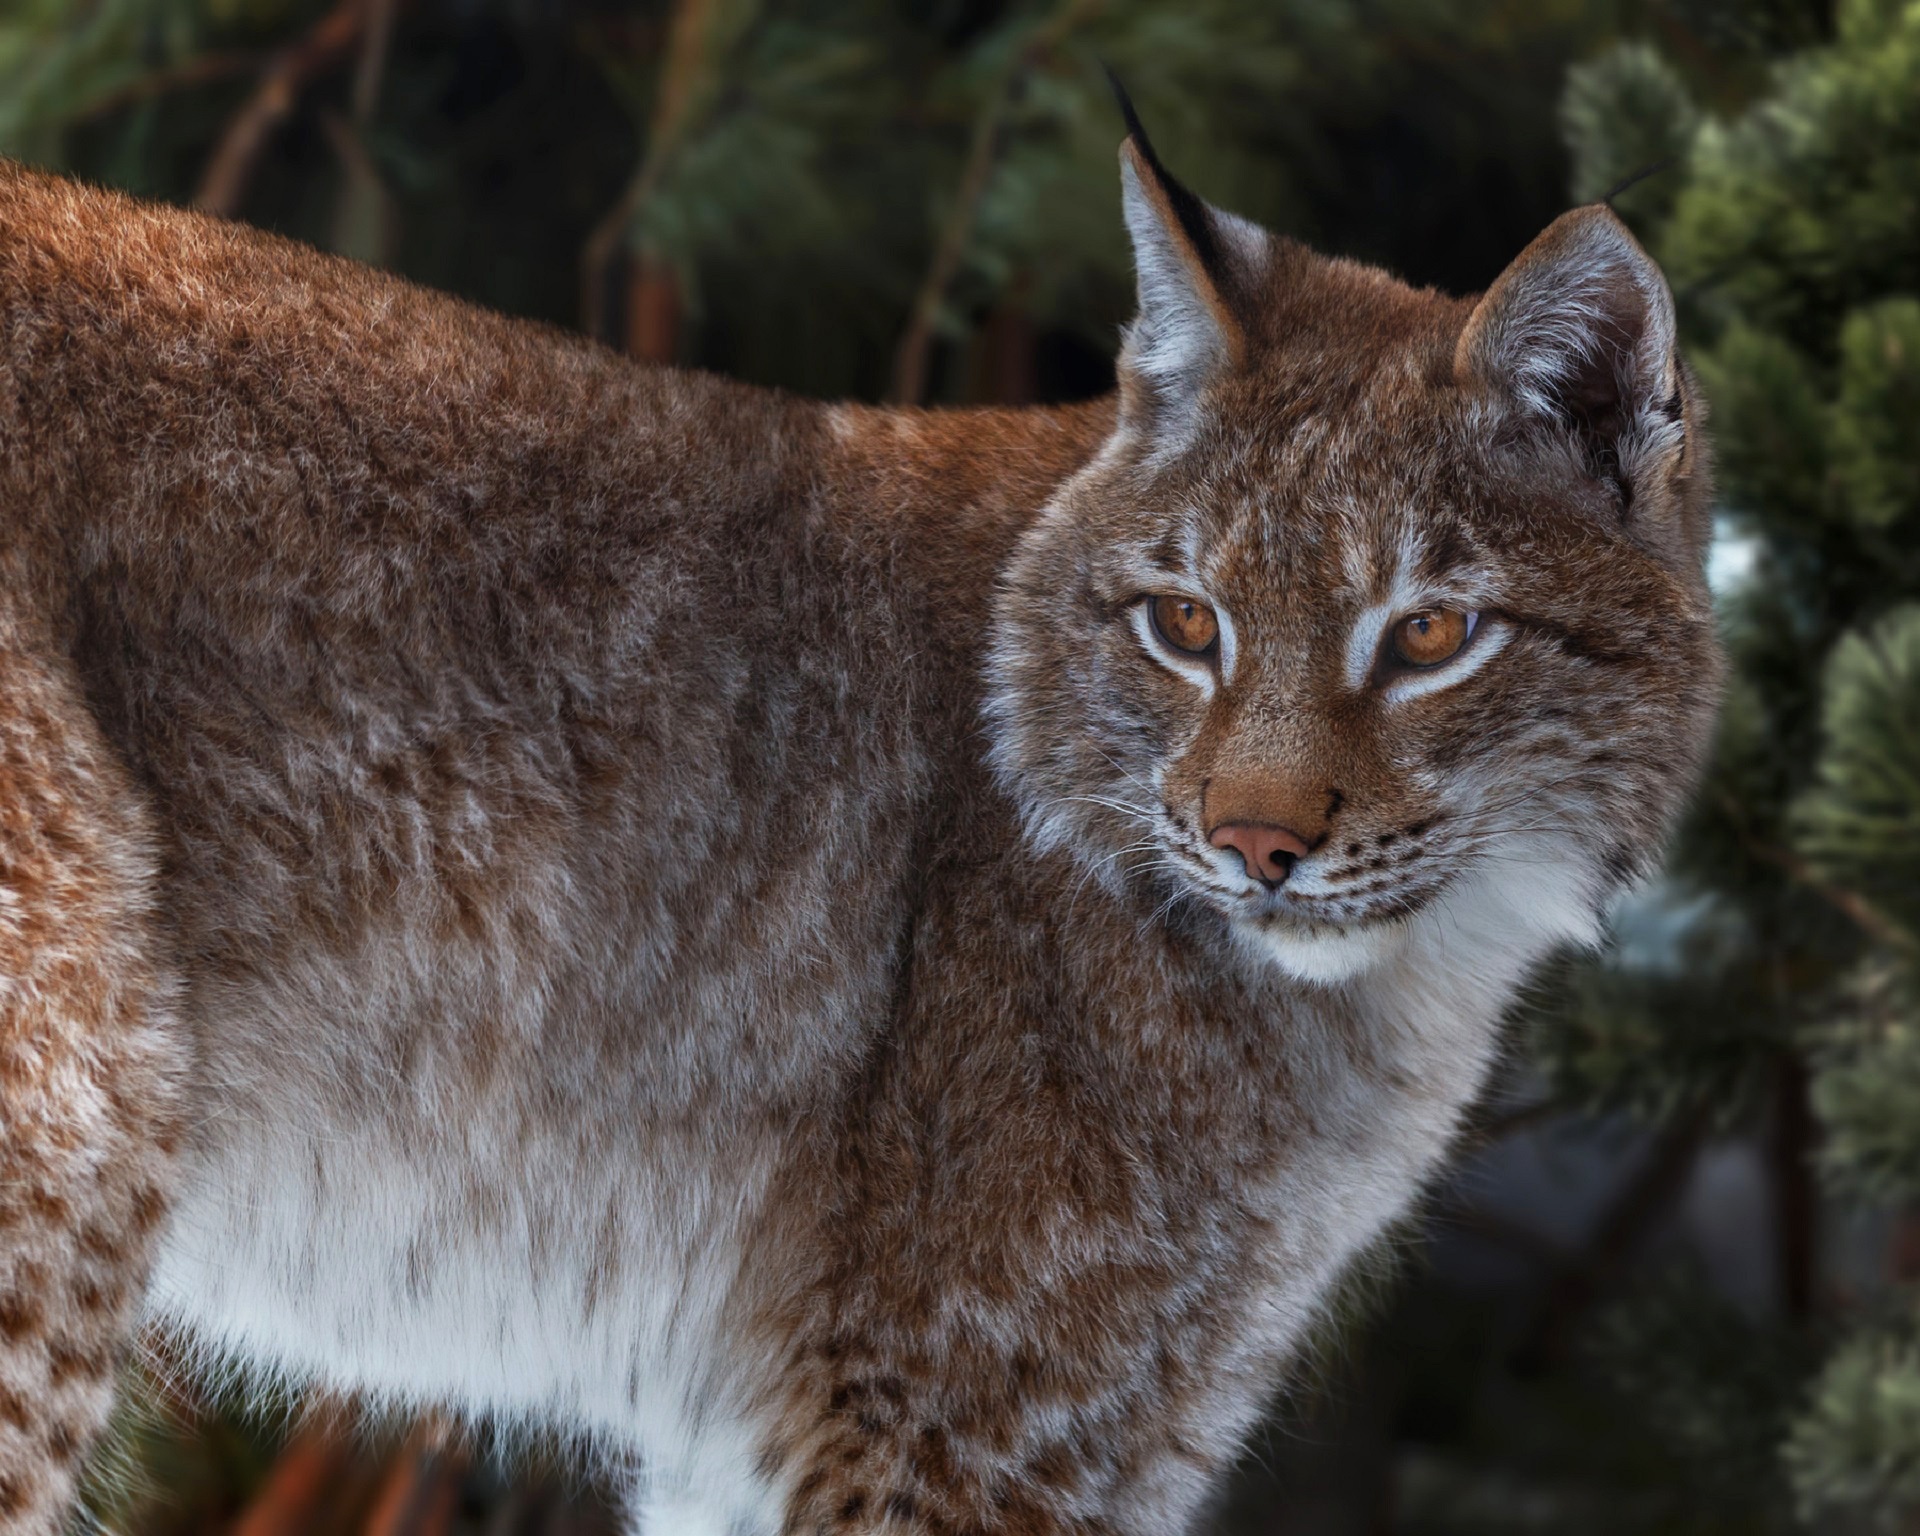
[1208,822,1311,888]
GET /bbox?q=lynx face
[988,132,1720,986]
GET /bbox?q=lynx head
[985,111,1722,989]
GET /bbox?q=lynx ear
[1113,93,1265,442]
[1457,206,1686,508]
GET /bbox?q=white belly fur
[143,940,806,1534]
[149,1116,789,1532]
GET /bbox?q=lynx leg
[0,619,180,1533]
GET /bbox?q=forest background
[4,0,1918,1531]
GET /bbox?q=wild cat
[0,94,1718,1534]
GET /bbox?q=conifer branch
[1716,789,1916,954]
[348,0,398,128]
[327,0,399,264]
[890,75,1011,405]
[1437,1203,1577,1268]
[193,0,371,217]
[889,0,1099,404]
[579,0,724,346]
[71,53,262,124]
[1520,1106,1712,1365]
[1459,1096,1565,1149]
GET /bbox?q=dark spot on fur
[1344,842,1361,857]
[1418,523,1469,578]
[0,1473,29,1517]
[77,1224,122,1261]
[1376,832,1398,847]
[1026,1442,1076,1489]
[0,1291,42,1340]
[839,1494,867,1520]
[128,1182,166,1235]
[48,1337,105,1385]
[0,1385,29,1430]
[45,1419,83,1460]
[46,1344,82,1390]
[914,1424,955,1483]
[755,1445,787,1481]
[72,1276,119,1314]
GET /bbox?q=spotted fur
[0,123,1717,1536]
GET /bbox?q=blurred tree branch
[230,1398,352,1536]
[69,52,262,125]
[1520,1105,1713,1367]
[364,1416,465,1536]
[194,0,372,217]
[580,0,726,347]
[327,0,399,264]
[1716,788,1916,953]
[890,0,1099,405]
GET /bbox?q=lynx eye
[1149,595,1219,656]
[1389,609,1476,668]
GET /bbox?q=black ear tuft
[1103,67,1223,281]
[1599,158,1676,207]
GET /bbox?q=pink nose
[1209,822,1311,886]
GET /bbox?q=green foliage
[1587,1268,1815,1516]
[1809,964,1920,1205]
[1664,1,1920,355]
[619,13,891,312]
[1831,300,1920,536]
[73,1359,284,1536]
[1795,606,1920,935]
[1561,41,1699,222]
[1531,898,1791,1125]
[1785,1311,1920,1528]
[1694,324,1828,533]
[1543,2,1920,1527]
[1652,0,1834,59]
[0,0,1647,403]
[0,0,198,161]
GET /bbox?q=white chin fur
[1231,834,1608,993]
[1233,917,1409,986]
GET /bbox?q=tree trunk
[971,282,1037,404]
[624,255,681,364]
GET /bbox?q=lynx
[0,98,1718,1535]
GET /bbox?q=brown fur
[0,142,1717,1535]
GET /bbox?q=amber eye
[1149,595,1220,656]
[1389,609,1475,668]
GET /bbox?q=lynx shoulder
[0,109,1717,1536]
